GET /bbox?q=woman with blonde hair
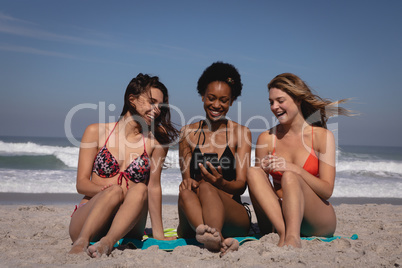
[247,73,351,248]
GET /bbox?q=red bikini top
[269,127,319,184]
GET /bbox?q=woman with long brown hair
[69,73,178,257]
[247,73,351,248]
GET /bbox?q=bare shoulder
[230,121,250,135]
[182,122,201,132]
[81,123,101,143]
[179,122,200,143]
[313,126,334,139]
[82,122,116,145]
[257,128,273,144]
[313,126,335,150]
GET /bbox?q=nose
[271,101,278,111]
[212,99,220,108]
[151,104,161,115]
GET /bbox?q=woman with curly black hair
[177,62,251,256]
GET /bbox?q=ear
[230,99,234,106]
[201,95,205,102]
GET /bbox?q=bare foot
[87,237,113,258]
[220,238,239,257]
[68,238,88,254]
[277,235,285,247]
[284,235,302,248]
[195,224,222,252]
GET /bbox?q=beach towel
[91,229,358,251]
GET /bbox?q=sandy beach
[0,194,402,267]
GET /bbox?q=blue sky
[1,0,401,147]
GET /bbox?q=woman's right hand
[100,183,114,191]
[179,178,199,192]
[261,154,273,174]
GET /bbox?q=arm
[300,128,336,200]
[178,125,200,191]
[75,123,106,197]
[255,131,271,169]
[201,125,252,196]
[147,141,169,240]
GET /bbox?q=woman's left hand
[199,162,225,188]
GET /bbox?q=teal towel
[301,234,358,242]
[113,235,262,251]
[90,230,358,251]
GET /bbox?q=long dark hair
[121,73,179,145]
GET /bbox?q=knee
[178,188,194,208]
[102,184,124,204]
[281,171,301,188]
[198,181,216,199]
[247,167,264,184]
[198,181,214,193]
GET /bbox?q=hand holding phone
[203,153,219,174]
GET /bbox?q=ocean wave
[0,141,78,168]
[337,160,402,176]
[334,176,402,198]
[0,155,70,170]
[0,169,77,193]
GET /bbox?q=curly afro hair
[197,61,243,101]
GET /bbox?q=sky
[1,0,401,147]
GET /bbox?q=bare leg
[281,172,303,248]
[281,171,336,248]
[247,167,285,246]
[197,182,249,254]
[178,181,249,254]
[69,185,124,254]
[177,188,203,238]
[87,182,148,258]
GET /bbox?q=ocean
[0,136,401,198]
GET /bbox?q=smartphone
[203,153,219,173]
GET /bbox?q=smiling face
[202,81,233,121]
[269,87,301,124]
[130,87,164,125]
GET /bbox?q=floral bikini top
[92,122,150,189]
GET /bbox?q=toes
[220,238,240,257]
[87,241,111,258]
